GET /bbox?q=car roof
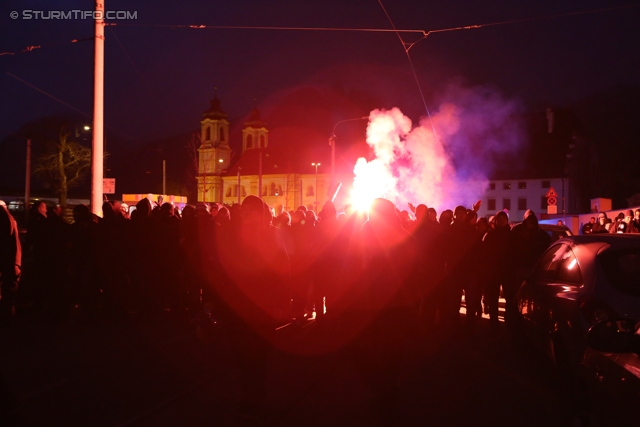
[539,224,573,234]
[554,234,640,250]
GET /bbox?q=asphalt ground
[0,302,566,427]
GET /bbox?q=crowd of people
[0,195,556,421]
[581,209,640,234]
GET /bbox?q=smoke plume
[351,84,525,213]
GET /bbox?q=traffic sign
[103,178,116,194]
[547,196,557,206]
[545,187,558,198]
[547,205,558,214]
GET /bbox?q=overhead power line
[2,4,637,57]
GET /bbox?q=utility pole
[312,162,321,211]
[258,150,263,199]
[237,167,241,205]
[91,0,105,215]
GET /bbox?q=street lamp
[312,162,321,211]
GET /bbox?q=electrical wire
[0,37,93,57]
[5,72,137,141]
[6,72,91,118]
[2,4,637,56]
[377,0,437,136]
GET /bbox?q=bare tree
[33,123,92,215]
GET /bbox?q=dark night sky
[1,0,640,160]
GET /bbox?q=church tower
[197,95,230,202]
[242,107,268,153]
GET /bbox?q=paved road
[0,308,567,427]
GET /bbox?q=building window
[260,135,265,148]
[503,182,511,190]
[487,198,496,211]
[542,180,551,188]
[518,182,526,189]
[503,198,511,210]
[205,127,211,142]
[541,196,548,210]
[226,187,232,197]
[306,186,315,197]
[241,186,247,197]
[246,135,253,149]
[518,198,527,210]
[220,128,225,142]
[489,182,495,190]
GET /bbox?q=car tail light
[578,295,620,325]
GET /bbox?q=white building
[478,177,570,222]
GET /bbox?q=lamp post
[312,162,320,211]
[329,116,368,194]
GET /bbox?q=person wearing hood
[509,209,551,327]
[480,211,513,328]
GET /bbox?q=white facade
[479,177,571,222]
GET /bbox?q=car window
[532,243,583,285]
[599,249,640,296]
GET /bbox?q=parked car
[515,234,640,425]
[582,319,640,427]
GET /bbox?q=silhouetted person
[411,204,444,333]
[441,206,476,329]
[350,198,421,426]
[26,200,70,321]
[215,195,291,420]
[68,204,100,323]
[481,211,513,329]
[312,200,345,321]
[128,198,155,314]
[0,205,21,325]
[510,210,551,329]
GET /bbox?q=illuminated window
[241,186,247,197]
[306,186,314,197]
[226,187,232,197]
[488,198,496,211]
[503,198,511,210]
[518,198,527,210]
[503,182,511,190]
[518,182,527,189]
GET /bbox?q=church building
[196,96,338,214]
